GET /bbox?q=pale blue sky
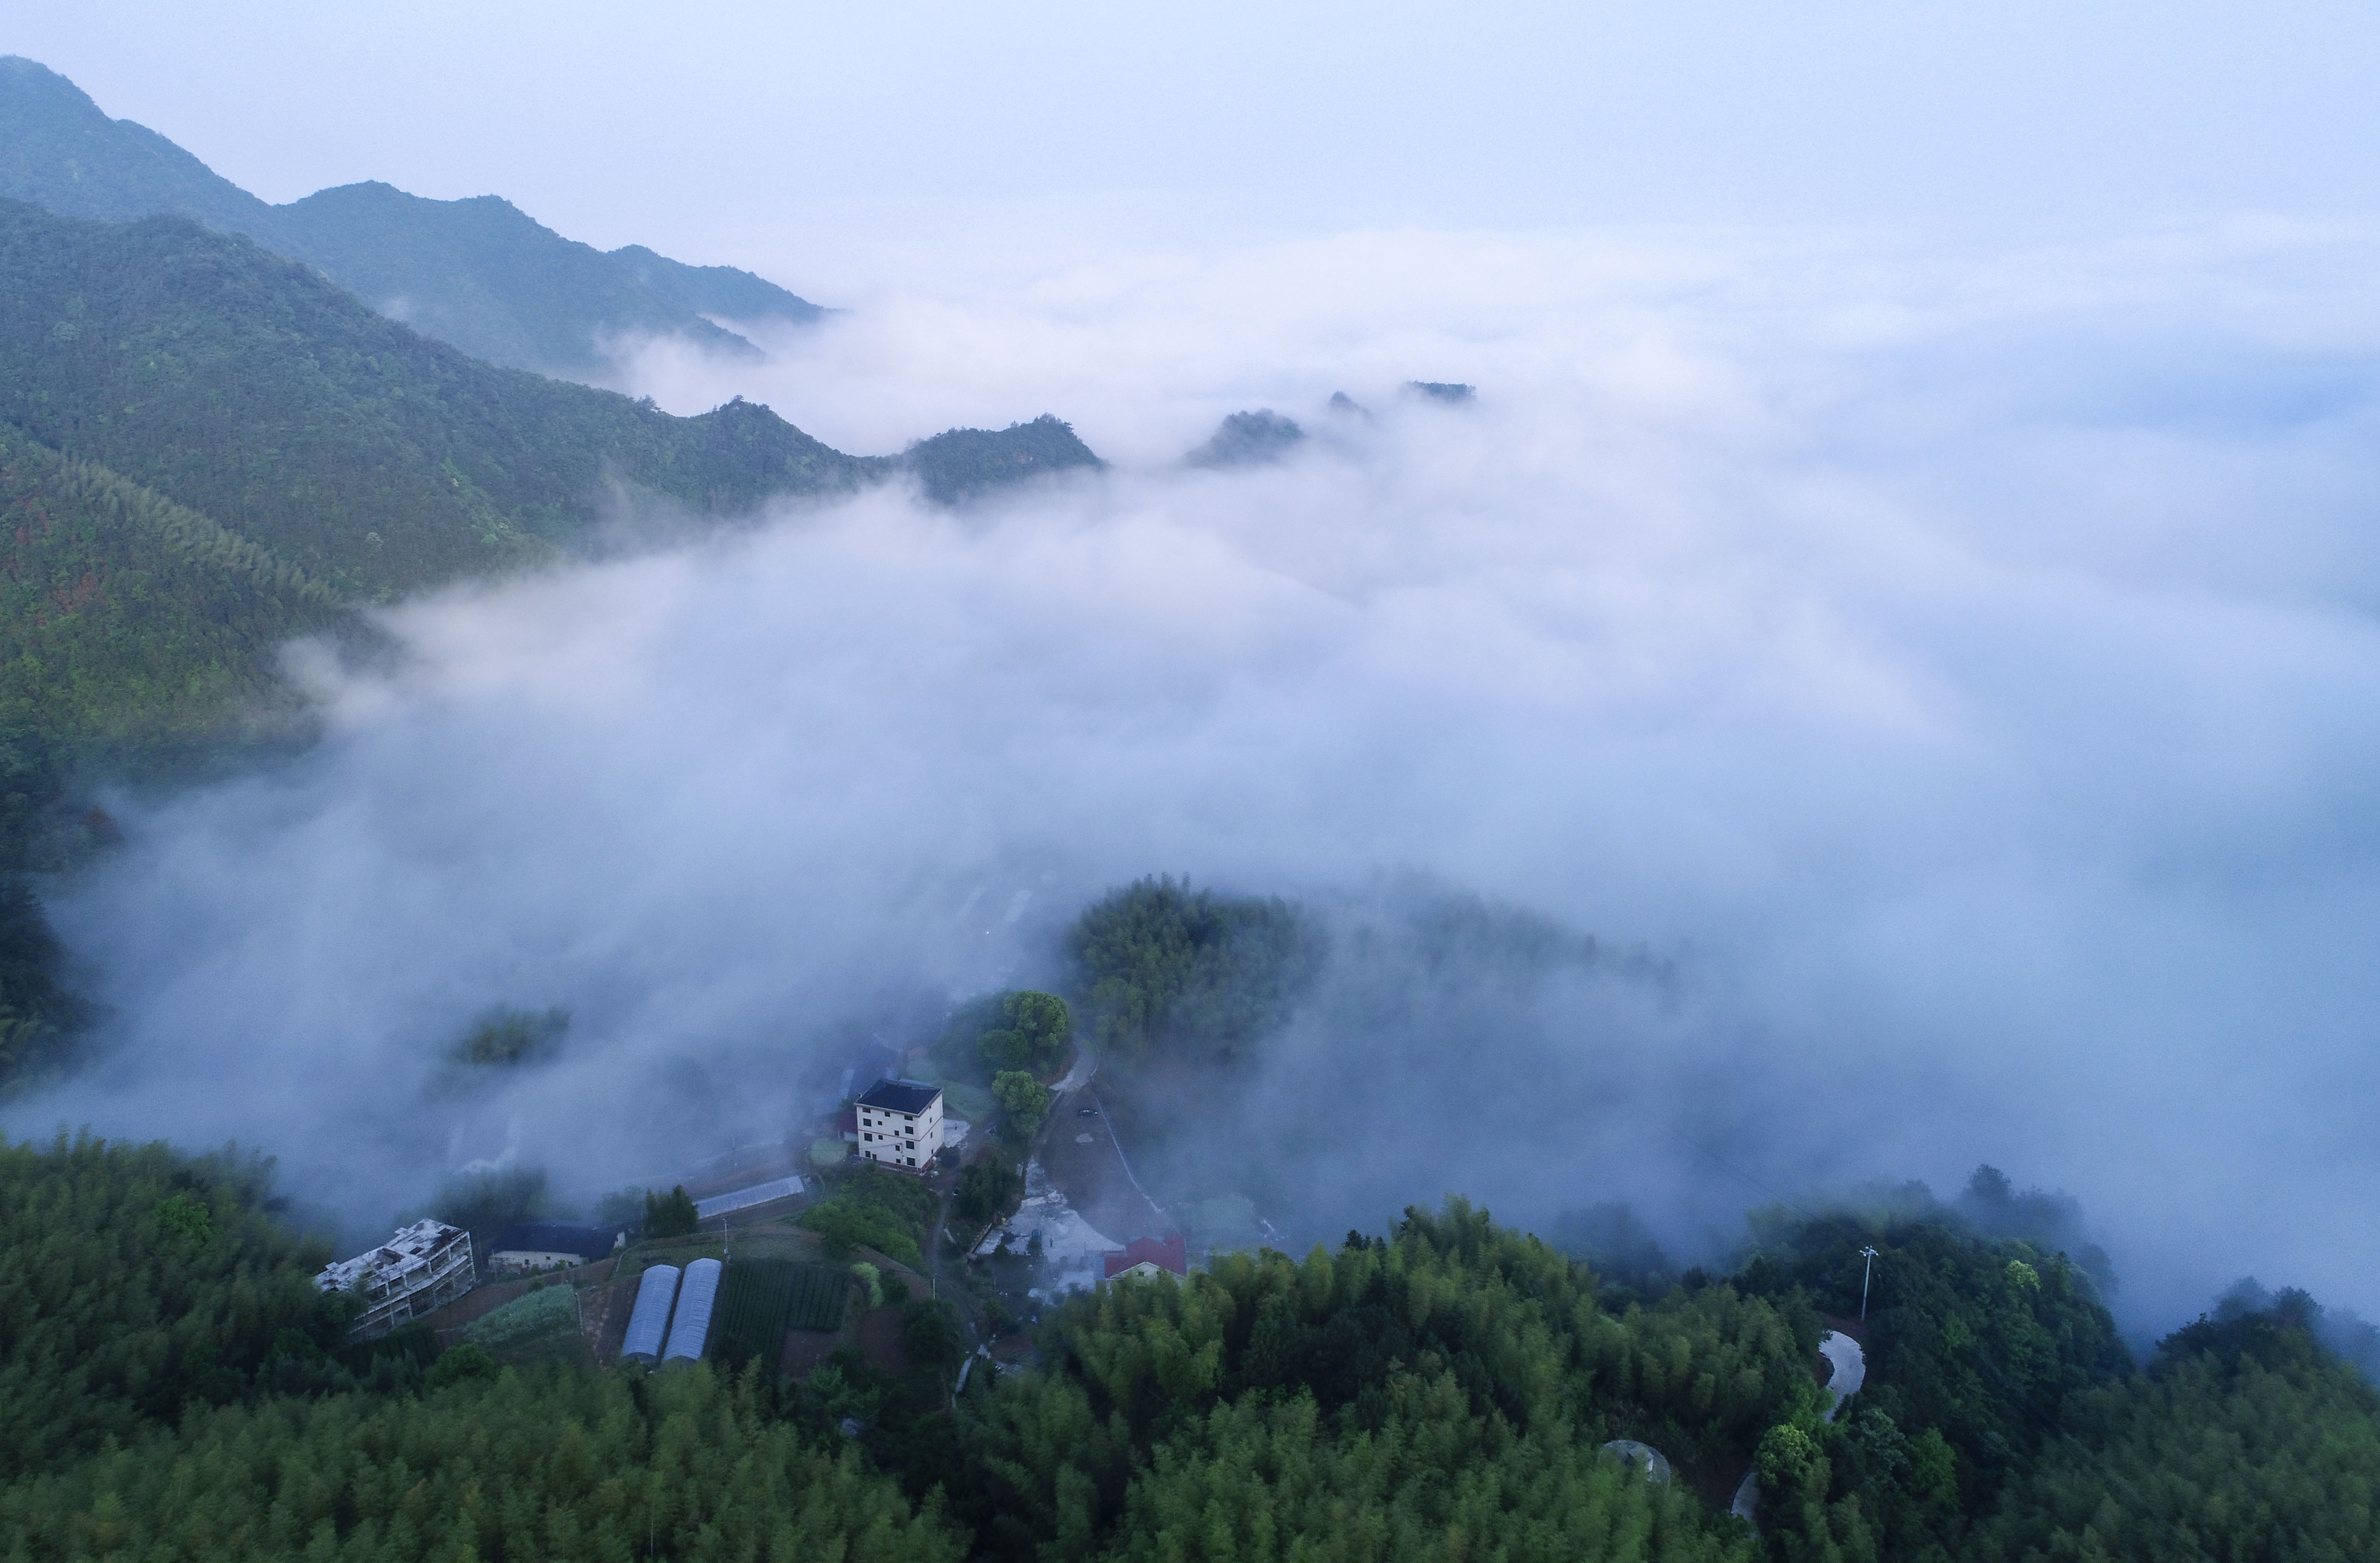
[8,1,2379,262]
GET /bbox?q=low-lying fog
[18,220,2380,1336]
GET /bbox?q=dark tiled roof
[857,1078,942,1114]
[491,1221,617,1261]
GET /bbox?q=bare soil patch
[1039,1086,1165,1243]
[858,1306,909,1374]
[780,1328,846,1377]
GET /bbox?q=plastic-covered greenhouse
[663,1258,722,1364]
[620,1264,681,1363]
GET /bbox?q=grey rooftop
[856,1078,941,1114]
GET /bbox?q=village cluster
[317,1072,1193,1368]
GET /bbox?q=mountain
[0,199,873,602]
[0,193,1103,729]
[0,195,1103,756]
[0,56,823,377]
[0,57,269,231]
[903,416,1104,506]
[0,195,1103,1082]
[609,245,821,327]
[261,183,786,374]
[1184,408,1307,468]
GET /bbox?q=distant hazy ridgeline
[0,54,823,378]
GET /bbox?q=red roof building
[1102,1232,1189,1281]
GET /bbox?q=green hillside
[905,415,1105,506]
[264,182,780,373]
[613,242,836,325]
[0,56,823,375]
[0,198,1070,753]
[0,197,1106,1090]
[2,1134,2373,1560]
[0,57,270,232]
[0,424,338,746]
[0,197,873,599]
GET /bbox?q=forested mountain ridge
[0,56,823,376]
[0,58,267,233]
[256,181,798,374]
[0,195,1102,1093]
[0,423,340,745]
[0,198,874,599]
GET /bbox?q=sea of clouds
[17,216,2380,1334]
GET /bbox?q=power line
[1664,1125,2220,1562]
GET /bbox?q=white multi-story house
[855,1078,944,1171]
[316,1219,477,1340]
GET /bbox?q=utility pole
[1859,1246,1880,1320]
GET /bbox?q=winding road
[1731,1329,1867,1530]
[1818,1330,1866,1416]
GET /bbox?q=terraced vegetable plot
[786,1262,852,1332]
[464,1283,578,1360]
[714,1260,796,1366]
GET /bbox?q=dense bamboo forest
[2,1133,2373,1561]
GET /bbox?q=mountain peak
[0,59,825,380]
[0,55,271,230]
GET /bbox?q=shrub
[954,1152,1023,1230]
[645,1184,699,1238]
[425,1341,496,1388]
[463,1283,577,1354]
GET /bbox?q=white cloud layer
[17,218,2380,1333]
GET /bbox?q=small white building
[855,1078,944,1171]
[317,1219,477,1340]
[485,1220,623,1276]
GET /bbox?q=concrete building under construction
[316,1219,477,1341]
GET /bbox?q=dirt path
[1039,1077,1164,1244]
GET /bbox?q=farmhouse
[1103,1232,1189,1282]
[855,1078,943,1170]
[487,1220,623,1274]
[316,1219,476,1340]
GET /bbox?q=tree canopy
[975,990,1070,1078]
[1067,877,1320,1071]
[4,1129,2378,1562]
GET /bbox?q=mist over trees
[1068,876,1321,1071]
[0,193,1125,1106]
[644,1183,700,1239]
[1969,1296,2380,1559]
[446,1004,570,1070]
[4,1127,2377,1558]
[1184,409,1307,469]
[975,990,1070,1078]
[0,38,2373,1554]
[901,416,1103,507]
